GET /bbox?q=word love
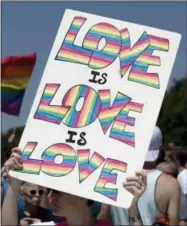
[18,142,128,201]
[55,16,169,89]
[34,84,144,147]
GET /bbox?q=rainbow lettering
[16,142,42,174]
[98,90,131,134]
[55,16,170,89]
[120,29,149,77]
[77,149,105,183]
[62,85,101,128]
[34,84,69,124]
[83,23,121,69]
[55,17,92,65]
[94,158,127,201]
[110,102,144,147]
[41,143,77,177]
[129,35,169,88]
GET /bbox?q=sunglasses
[29,189,44,196]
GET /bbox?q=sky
[2,1,187,133]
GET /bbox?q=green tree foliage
[158,76,187,147]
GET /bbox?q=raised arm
[2,148,23,226]
[124,171,147,226]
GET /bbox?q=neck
[54,205,96,225]
[24,202,39,217]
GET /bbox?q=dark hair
[87,199,94,206]
[172,147,187,167]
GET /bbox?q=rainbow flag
[1,53,36,116]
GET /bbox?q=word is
[89,70,107,85]
[66,131,87,146]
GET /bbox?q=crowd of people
[1,126,187,226]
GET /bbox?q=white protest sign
[10,9,181,208]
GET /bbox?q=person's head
[20,182,45,206]
[143,126,164,170]
[47,189,94,216]
[165,150,173,162]
[164,143,179,161]
[170,147,187,170]
[156,161,178,177]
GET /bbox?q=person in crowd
[156,148,178,177]
[172,147,187,195]
[170,147,187,226]
[2,175,51,224]
[159,145,187,191]
[155,147,187,226]
[156,160,178,177]
[2,147,147,226]
[2,156,52,225]
[110,126,180,225]
[18,182,53,224]
[1,154,107,223]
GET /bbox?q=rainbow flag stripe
[34,84,69,125]
[83,22,121,69]
[78,150,105,183]
[98,90,131,134]
[94,158,127,201]
[110,102,144,147]
[55,17,91,65]
[120,29,149,77]
[55,17,121,69]
[41,143,77,177]
[129,35,169,88]
[62,85,101,128]
[1,53,36,116]
[16,142,42,175]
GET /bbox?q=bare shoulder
[159,173,180,194]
